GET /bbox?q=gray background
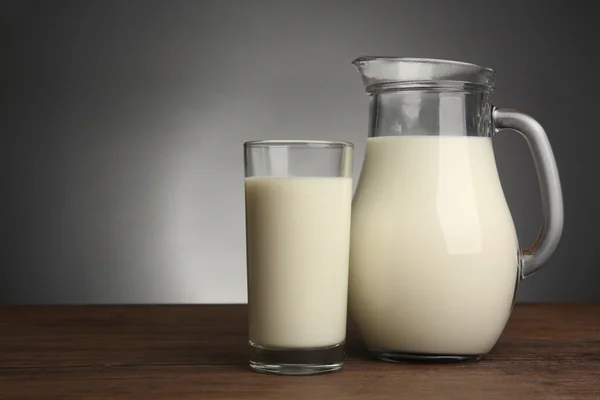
[2,0,598,304]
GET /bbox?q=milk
[245,177,352,349]
[349,136,519,355]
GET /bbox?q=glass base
[249,341,344,375]
[370,349,482,363]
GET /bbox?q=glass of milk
[244,140,353,375]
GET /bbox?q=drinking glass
[244,140,353,375]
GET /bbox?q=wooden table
[0,304,599,399]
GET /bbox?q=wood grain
[0,304,599,399]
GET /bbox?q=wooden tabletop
[0,304,599,399]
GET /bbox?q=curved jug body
[349,57,524,361]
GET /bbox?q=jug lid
[352,57,497,93]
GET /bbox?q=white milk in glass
[349,136,519,355]
[245,177,352,349]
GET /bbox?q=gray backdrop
[2,0,598,304]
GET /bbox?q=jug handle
[492,108,564,279]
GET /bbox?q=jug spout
[352,57,498,138]
[352,57,497,93]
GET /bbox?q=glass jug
[348,57,563,362]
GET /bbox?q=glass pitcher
[348,57,563,362]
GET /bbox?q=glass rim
[244,140,354,148]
